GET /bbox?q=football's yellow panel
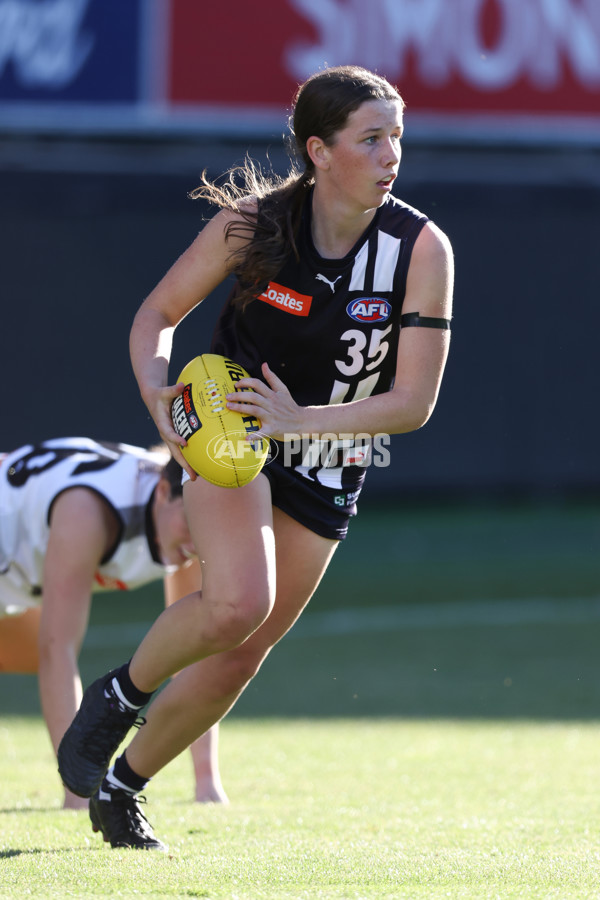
[171,354,269,488]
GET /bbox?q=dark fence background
[1,139,598,500]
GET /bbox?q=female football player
[59,65,454,850]
[0,438,227,811]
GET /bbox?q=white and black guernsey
[211,191,428,495]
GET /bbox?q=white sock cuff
[104,768,140,796]
[109,677,141,710]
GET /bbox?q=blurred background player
[0,436,227,809]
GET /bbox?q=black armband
[400,312,451,330]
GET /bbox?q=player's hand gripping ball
[171,354,270,488]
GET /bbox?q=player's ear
[155,477,171,504]
[306,135,330,171]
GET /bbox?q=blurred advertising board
[1,0,599,143]
[0,0,160,132]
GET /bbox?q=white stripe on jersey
[374,232,403,292]
[349,242,369,292]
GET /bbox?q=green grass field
[1,500,600,898]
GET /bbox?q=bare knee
[211,598,272,651]
[166,646,270,712]
[204,586,274,653]
[217,646,268,695]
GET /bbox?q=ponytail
[190,159,314,308]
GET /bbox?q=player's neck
[310,192,377,259]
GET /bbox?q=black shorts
[262,457,364,541]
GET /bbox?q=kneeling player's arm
[39,489,119,754]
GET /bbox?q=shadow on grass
[0,847,102,857]
[0,847,60,858]
[0,806,56,814]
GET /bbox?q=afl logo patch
[346,298,391,323]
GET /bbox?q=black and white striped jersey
[0,438,167,615]
[211,191,428,493]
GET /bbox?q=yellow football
[171,354,270,488]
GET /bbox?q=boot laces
[119,793,155,839]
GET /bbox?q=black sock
[101,753,149,797]
[109,661,154,709]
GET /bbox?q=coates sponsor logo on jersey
[259,282,312,317]
[346,298,392,323]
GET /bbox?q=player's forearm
[40,652,88,809]
[130,306,175,402]
[38,649,82,755]
[299,384,439,440]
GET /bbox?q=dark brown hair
[161,455,184,498]
[191,66,404,306]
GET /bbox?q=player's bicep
[391,224,454,420]
[405,221,454,320]
[140,209,250,327]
